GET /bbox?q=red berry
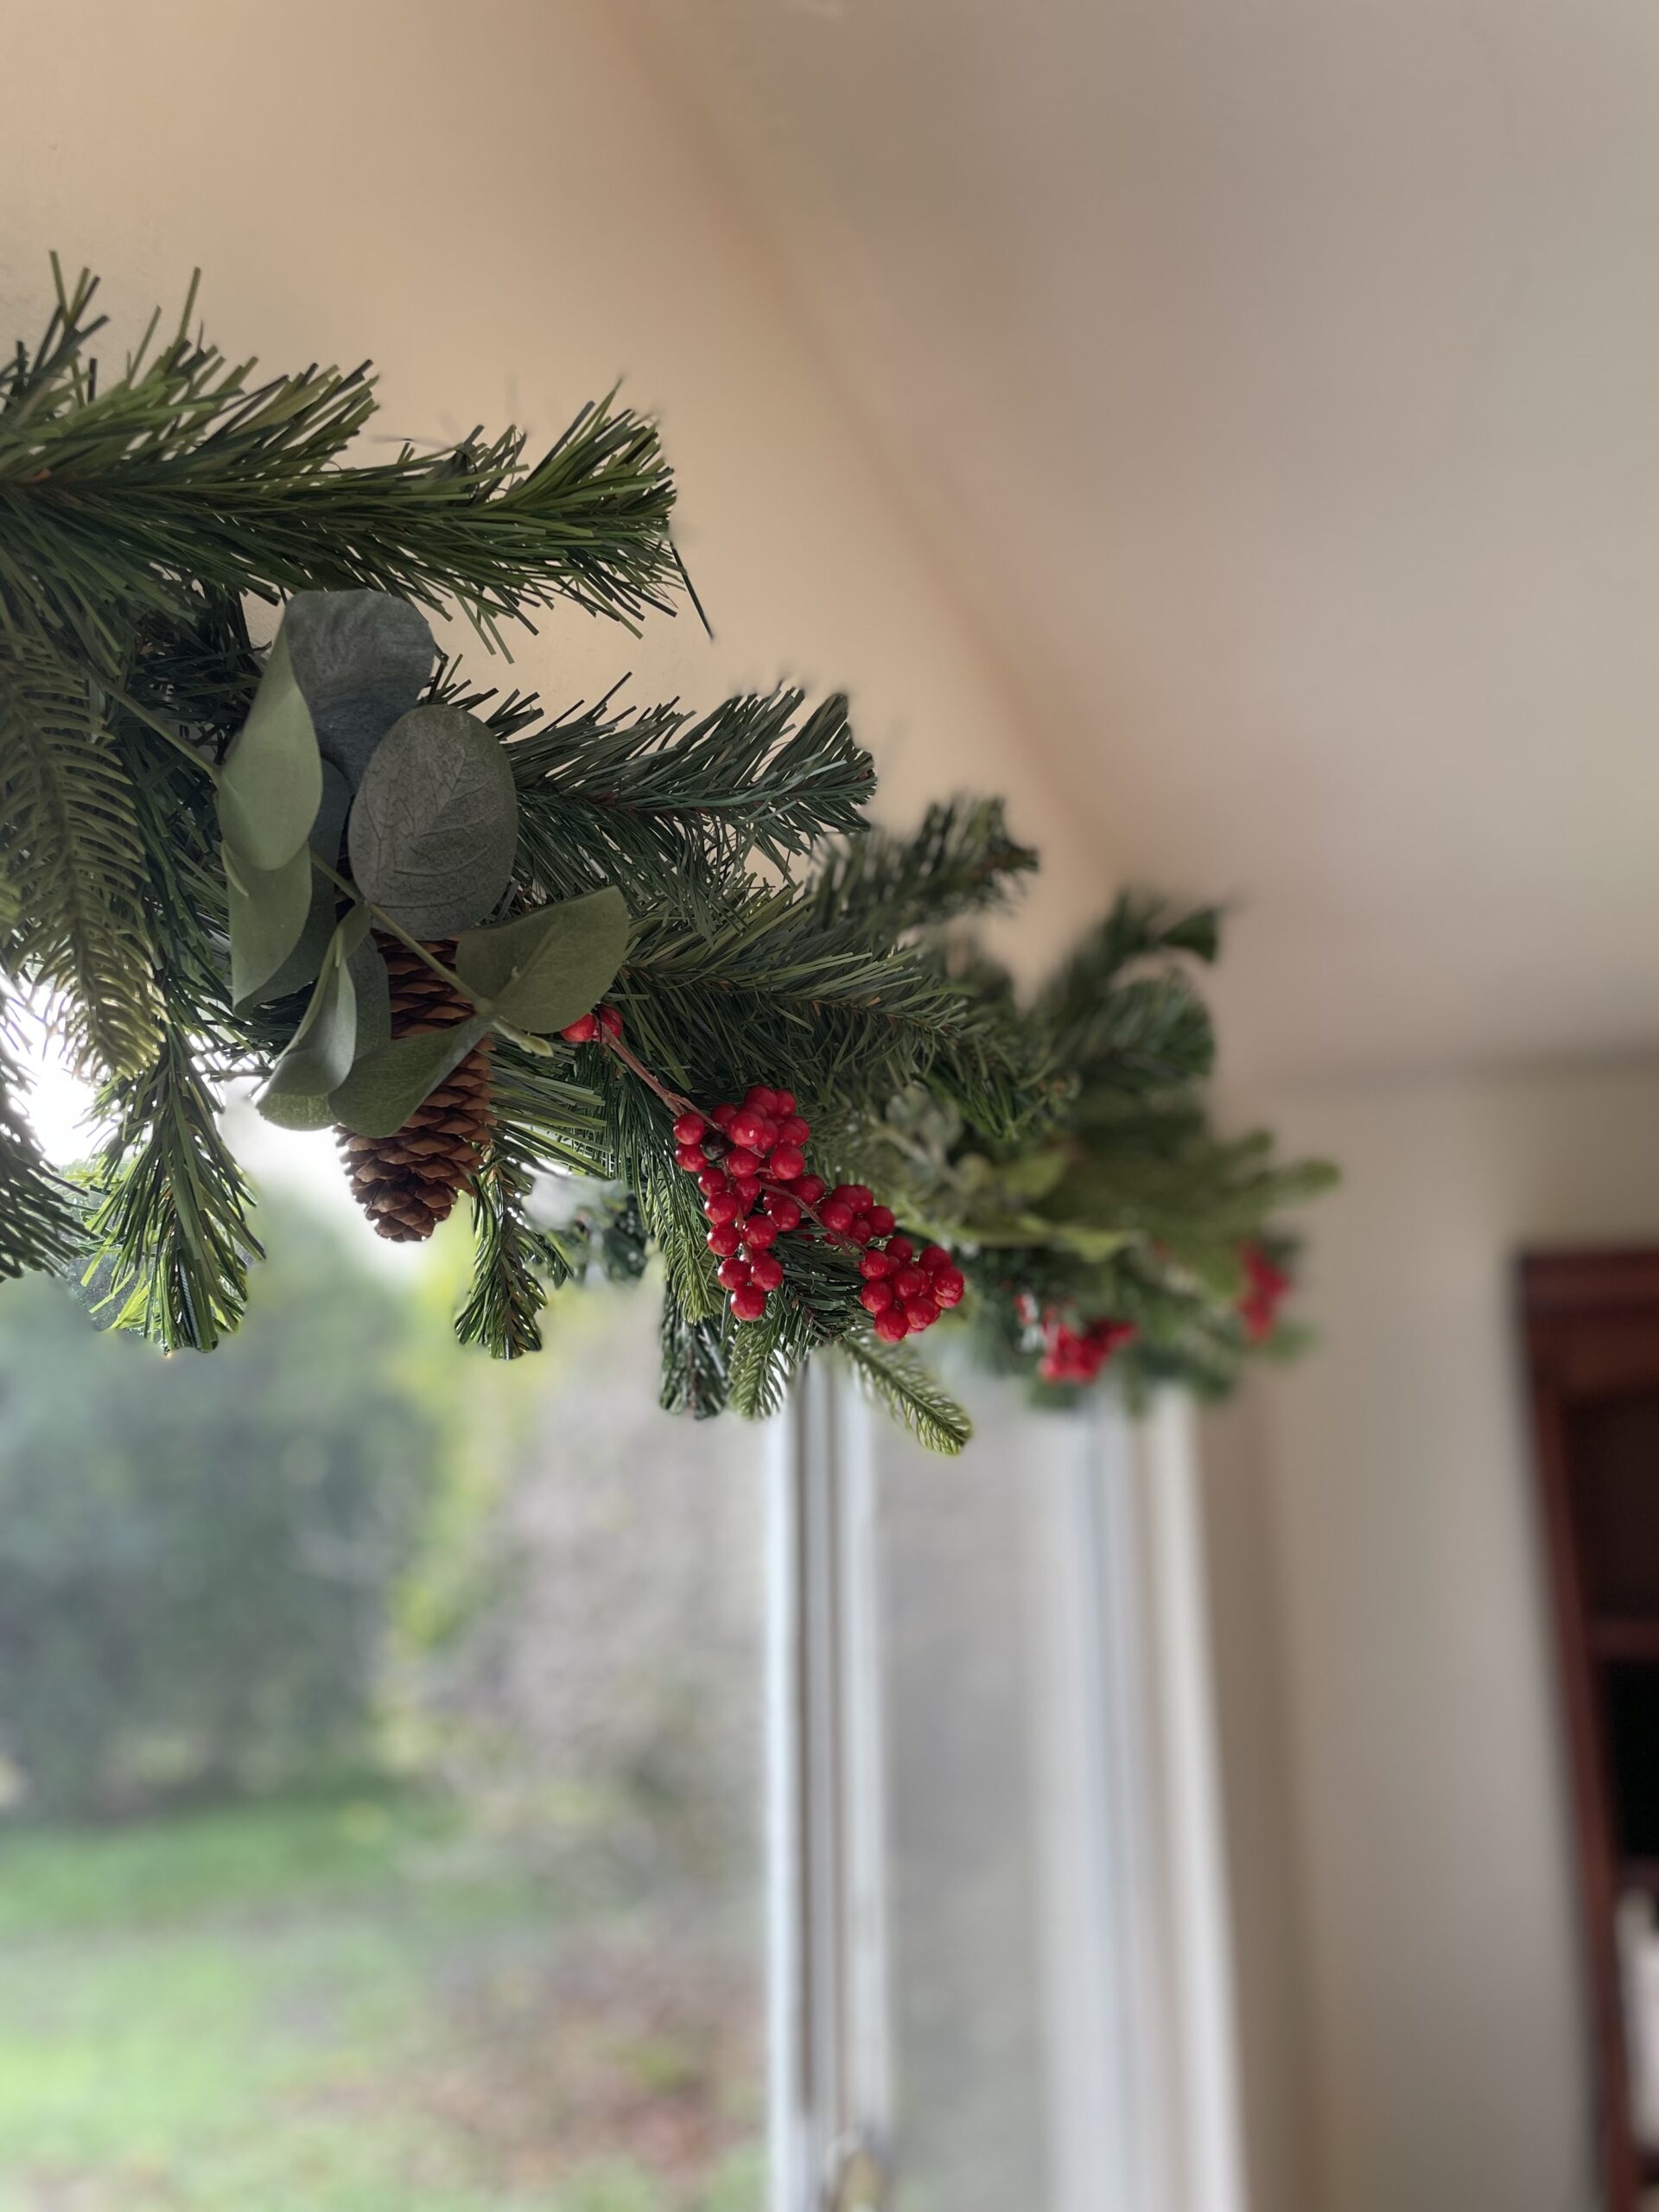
[733,1175,763,1207]
[704,1192,741,1226]
[698,1169,728,1198]
[885,1236,912,1265]
[933,1268,965,1308]
[707,1225,741,1256]
[860,1251,892,1280]
[717,1256,751,1291]
[675,1144,707,1173]
[776,1116,810,1147]
[762,1192,802,1230]
[598,1005,623,1037]
[793,1175,826,1206]
[920,1245,951,1274]
[750,1252,785,1293]
[906,1296,939,1332]
[772,1089,797,1116]
[673,1112,706,1145]
[744,1084,779,1114]
[767,1145,807,1184]
[861,1281,893,1315]
[867,1205,895,1236]
[847,1215,874,1245]
[730,1112,766,1151]
[742,1214,779,1250]
[712,1101,739,1130]
[731,1285,769,1322]
[842,1185,873,1211]
[724,1147,760,1179]
[821,1200,855,1236]
[874,1307,910,1344]
[893,1266,927,1300]
[560,1012,600,1043]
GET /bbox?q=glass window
[0,1093,768,2212]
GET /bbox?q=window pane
[874,1379,1066,2212]
[0,1185,766,2212]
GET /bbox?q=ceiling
[639,0,1659,1087]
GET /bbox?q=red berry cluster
[669,1083,963,1332]
[1038,1312,1138,1384]
[857,1236,963,1344]
[1238,1243,1290,1342]
[559,1005,625,1045]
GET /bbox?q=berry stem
[603,1031,696,1116]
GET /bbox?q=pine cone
[337,937,493,1243]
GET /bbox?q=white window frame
[767,1377,1246,2212]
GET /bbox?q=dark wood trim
[1522,1249,1659,1320]
[1525,1343,1639,2212]
[1590,1619,1659,1662]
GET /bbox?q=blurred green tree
[0,1192,445,1817]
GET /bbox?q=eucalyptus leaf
[329,1013,491,1139]
[284,591,436,787]
[256,1089,339,1132]
[218,627,323,870]
[996,1147,1071,1203]
[257,762,353,1002]
[262,908,368,1103]
[226,839,313,1007]
[347,932,391,1058]
[454,887,628,1033]
[348,704,518,938]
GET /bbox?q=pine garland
[0,265,1335,1448]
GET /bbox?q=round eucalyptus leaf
[329,1013,492,1139]
[226,840,313,1007]
[455,887,629,1033]
[218,627,323,870]
[284,591,436,788]
[347,705,518,938]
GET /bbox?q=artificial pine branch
[1036,890,1221,1090]
[83,1018,261,1351]
[835,1334,973,1456]
[0,1011,83,1281]
[1,265,682,662]
[0,264,1333,1433]
[807,798,1038,938]
[0,611,162,1077]
[509,686,874,909]
[658,1282,730,1420]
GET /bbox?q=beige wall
[0,0,1103,975]
[1205,1059,1659,2212]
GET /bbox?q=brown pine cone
[336,936,494,1243]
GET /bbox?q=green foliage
[0,1014,82,1281]
[0,263,1333,1440]
[805,796,1037,938]
[347,703,518,936]
[0,613,162,1076]
[455,886,629,1031]
[836,1333,973,1456]
[509,684,874,910]
[83,1019,262,1352]
[0,264,683,658]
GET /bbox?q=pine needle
[835,1333,973,1457]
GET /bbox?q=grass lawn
[0,1793,763,2212]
